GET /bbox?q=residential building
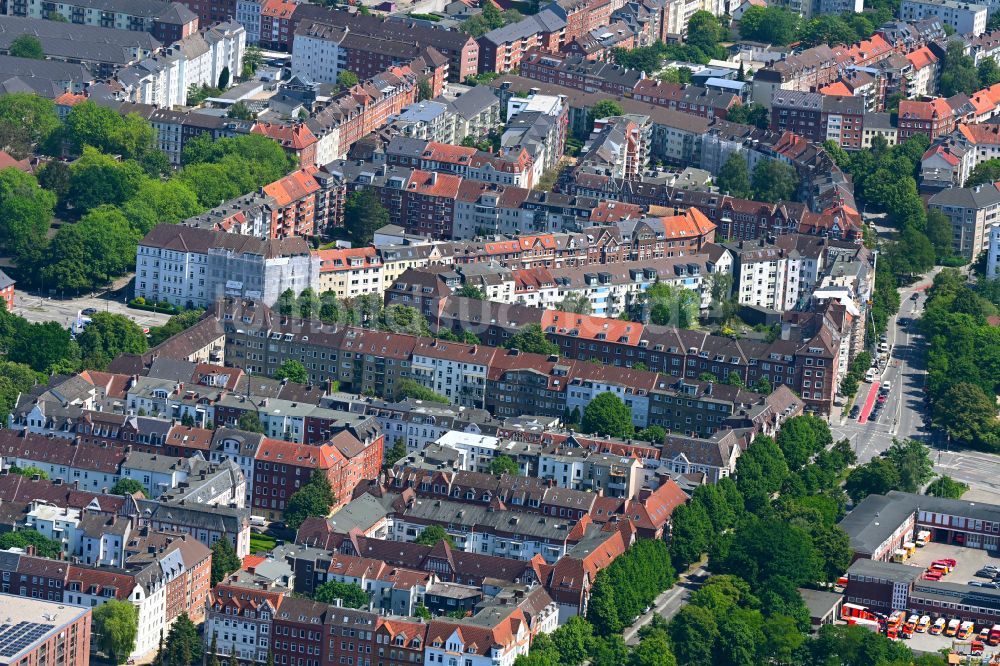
[0,594,90,666]
[0,269,13,312]
[928,185,1000,260]
[292,7,479,82]
[134,224,320,308]
[899,0,987,36]
[315,247,384,299]
[770,92,866,150]
[987,222,1000,279]
[477,9,566,74]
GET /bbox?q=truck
[959,621,975,639]
[916,530,931,547]
[953,640,986,657]
[989,625,1000,646]
[947,619,961,637]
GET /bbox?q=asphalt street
[623,566,708,645]
[831,274,931,463]
[11,289,172,331]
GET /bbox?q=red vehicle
[924,570,943,580]
[989,625,1000,646]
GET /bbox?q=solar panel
[0,621,55,657]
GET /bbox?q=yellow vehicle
[931,618,947,635]
[893,549,909,563]
[917,616,931,633]
[903,542,917,556]
[947,619,962,637]
[960,621,976,640]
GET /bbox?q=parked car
[850,405,861,419]
[975,568,997,578]
[81,307,97,316]
[911,293,919,301]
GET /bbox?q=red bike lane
[857,382,881,424]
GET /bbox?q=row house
[292,18,450,91]
[315,247,384,300]
[259,0,296,51]
[631,80,740,120]
[564,22,636,60]
[770,91,866,150]
[261,168,322,238]
[478,9,566,73]
[384,138,535,190]
[4,0,195,38]
[751,44,839,107]
[897,97,962,142]
[556,0,621,44]
[252,122,318,170]
[519,49,644,97]
[904,46,939,98]
[310,67,421,165]
[291,6,479,82]
[576,115,651,181]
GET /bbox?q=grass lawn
[250,532,277,554]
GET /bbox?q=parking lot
[908,542,998,585]
[894,543,1000,656]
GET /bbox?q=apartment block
[0,594,90,666]
[899,0,987,36]
[770,91,866,150]
[477,9,566,73]
[135,224,320,308]
[928,184,1000,260]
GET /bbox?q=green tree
[8,465,48,479]
[635,425,667,443]
[238,410,264,433]
[587,575,623,635]
[314,581,370,608]
[925,208,954,262]
[242,45,263,78]
[581,392,634,438]
[274,359,309,384]
[550,616,593,666]
[845,457,900,503]
[384,439,408,468]
[642,282,699,327]
[344,190,389,247]
[738,6,800,44]
[981,58,1000,88]
[285,470,336,530]
[0,530,61,557]
[558,293,592,314]
[414,524,454,547]
[457,283,486,300]
[489,454,519,475]
[121,179,204,234]
[775,415,832,471]
[147,309,206,347]
[68,147,148,211]
[669,501,712,571]
[940,39,981,96]
[9,35,44,59]
[394,378,450,404]
[966,158,1000,188]
[726,103,769,129]
[883,439,934,493]
[337,71,360,88]
[210,536,241,586]
[77,312,149,370]
[587,100,624,129]
[669,605,718,666]
[505,323,559,355]
[716,154,752,199]
[925,475,969,499]
[110,478,148,497]
[43,205,140,292]
[751,159,798,203]
[218,66,231,90]
[686,11,724,59]
[0,93,60,159]
[628,631,676,666]
[734,435,788,511]
[93,600,138,665]
[418,79,433,102]
[64,102,156,160]
[36,160,71,203]
[162,612,200,666]
[382,304,431,336]
[0,167,56,261]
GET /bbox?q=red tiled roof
[315,247,381,273]
[905,46,937,70]
[251,122,317,149]
[263,168,321,206]
[255,437,344,469]
[818,81,852,97]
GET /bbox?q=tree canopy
[93,601,138,665]
[505,323,559,356]
[314,581,370,608]
[285,470,336,530]
[414,524,454,547]
[211,537,241,586]
[581,392,634,439]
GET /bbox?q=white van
[881,381,891,393]
[865,368,878,383]
[250,515,267,528]
[878,342,889,354]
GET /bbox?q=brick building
[0,594,90,666]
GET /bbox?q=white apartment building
[988,223,1000,279]
[410,341,493,410]
[424,623,530,666]
[315,247,384,300]
[6,0,175,30]
[434,431,501,473]
[236,0,262,43]
[135,224,320,308]
[25,503,82,555]
[451,185,535,239]
[899,0,987,36]
[725,236,824,312]
[118,21,246,108]
[206,586,278,664]
[290,19,344,84]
